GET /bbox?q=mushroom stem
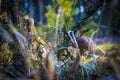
[67,31,82,73]
[68,49,81,73]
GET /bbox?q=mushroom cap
[77,36,97,50]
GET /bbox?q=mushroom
[69,36,97,73]
[77,36,97,54]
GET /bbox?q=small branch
[71,0,104,33]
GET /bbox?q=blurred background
[27,0,120,43]
[0,0,120,80]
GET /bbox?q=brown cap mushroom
[69,36,97,74]
[77,36,97,51]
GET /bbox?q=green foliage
[45,5,57,27]
[58,0,73,18]
[82,21,97,37]
[37,0,80,36]
[57,0,79,30]
[74,8,80,15]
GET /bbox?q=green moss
[98,43,119,51]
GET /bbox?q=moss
[97,43,120,55]
[0,43,13,64]
[98,43,119,51]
